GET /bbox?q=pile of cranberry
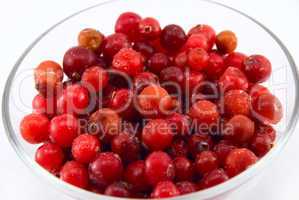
[20,12,283,198]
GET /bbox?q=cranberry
[111,132,141,162]
[112,48,144,77]
[49,114,79,147]
[124,160,148,192]
[147,53,169,74]
[250,133,273,157]
[133,72,159,93]
[102,33,131,59]
[138,17,161,40]
[185,33,209,51]
[218,67,248,92]
[213,140,236,166]
[176,181,197,194]
[184,70,206,96]
[174,157,193,181]
[161,24,187,52]
[81,66,109,92]
[251,93,283,124]
[142,119,174,151]
[60,161,89,189]
[195,151,219,175]
[167,113,190,136]
[249,84,270,101]
[89,152,123,187]
[35,142,65,174]
[223,90,250,116]
[255,124,276,141]
[159,66,184,94]
[216,30,237,53]
[200,169,228,189]
[32,94,56,117]
[169,139,188,158]
[63,46,96,80]
[175,51,188,69]
[151,181,180,198]
[115,12,141,41]
[34,60,63,96]
[206,52,226,80]
[188,24,216,50]
[189,100,219,126]
[187,48,209,71]
[104,182,130,197]
[72,134,101,164]
[78,28,104,51]
[133,41,155,59]
[225,148,257,177]
[145,151,175,186]
[224,52,247,70]
[20,113,50,144]
[244,55,272,83]
[188,133,214,157]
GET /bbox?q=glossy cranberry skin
[81,66,109,92]
[167,113,190,136]
[133,72,159,93]
[142,119,174,151]
[102,33,131,59]
[184,70,206,95]
[72,134,101,164]
[159,66,184,94]
[105,182,130,197]
[147,53,170,74]
[124,160,148,192]
[112,48,144,77]
[249,84,270,101]
[218,67,249,92]
[151,181,180,198]
[138,17,161,40]
[176,181,197,194]
[206,52,226,80]
[224,52,247,70]
[115,12,142,41]
[189,100,220,126]
[161,24,187,52]
[175,51,188,68]
[89,152,123,187]
[251,93,283,124]
[225,148,258,177]
[188,48,209,71]
[20,113,50,144]
[195,151,219,175]
[201,169,229,189]
[169,139,188,158]
[188,133,214,157]
[244,55,272,83]
[56,84,90,115]
[213,140,236,166]
[145,151,175,186]
[32,94,56,117]
[60,161,89,189]
[35,142,65,174]
[188,24,216,50]
[63,46,96,80]
[185,33,209,51]
[110,89,136,120]
[49,114,79,147]
[174,157,193,181]
[224,90,250,116]
[111,132,141,163]
[133,41,155,59]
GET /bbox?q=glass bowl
[2,0,299,199]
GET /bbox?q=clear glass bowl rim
[2,0,299,199]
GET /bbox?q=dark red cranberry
[159,66,184,94]
[244,55,272,83]
[188,24,216,50]
[250,133,273,157]
[112,48,144,77]
[225,148,258,177]
[176,181,197,194]
[89,152,123,187]
[167,113,190,137]
[102,33,131,59]
[147,53,169,74]
[189,100,220,126]
[104,182,130,198]
[35,142,65,174]
[124,160,148,192]
[63,46,96,80]
[49,114,79,147]
[249,84,270,102]
[175,51,188,69]
[184,33,209,51]
[213,140,236,166]
[32,94,56,117]
[115,12,142,41]
[255,124,276,141]
[188,48,209,71]
[81,66,109,92]
[224,52,247,70]
[72,134,101,164]
[138,17,161,40]
[20,113,50,144]
[188,133,214,157]
[169,139,188,158]
[60,161,89,189]
[161,24,187,52]
[224,90,250,116]
[195,151,219,175]
[218,67,248,92]
[174,157,193,181]
[151,181,180,198]
[206,52,226,80]
[200,169,228,189]
[133,72,159,93]
[145,151,175,186]
[133,41,155,59]
[184,70,206,97]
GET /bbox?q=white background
[0,0,299,199]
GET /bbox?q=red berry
[187,48,209,71]
[189,100,220,126]
[35,142,65,174]
[249,84,270,101]
[201,169,228,189]
[60,161,89,189]
[161,24,187,52]
[102,33,131,59]
[138,17,161,39]
[110,89,136,120]
[255,124,276,141]
[89,152,123,187]
[213,140,236,166]
[151,181,180,198]
[195,151,219,175]
[145,151,175,186]
[188,133,214,157]
[250,134,273,157]
[63,46,96,80]
[142,119,174,151]
[176,181,197,194]
[175,51,188,68]
[112,48,144,77]
[133,41,155,59]
[225,148,258,177]
[224,90,250,116]
[81,66,109,92]
[49,114,79,147]
[206,52,226,80]
[133,72,159,93]
[159,66,184,94]
[115,12,142,41]
[174,157,193,181]
[147,53,169,74]
[188,24,216,50]
[169,139,188,158]
[219,67,248,92]
[244,55,272,83]
[32,94,56,117]
[184,70,206,96]
[104,182,130,198]
[224,52,247,70]
[72,134,101,164]
[166,113,190,137]
[185,33,209,51]
[20,113,50,144]
[124,160,148,192]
